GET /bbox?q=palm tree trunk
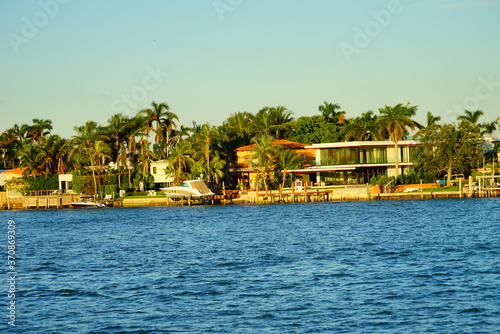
[205,138,211,179]
[117,164,121,189]
[90,157,98,196]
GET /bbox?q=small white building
[150,160,174,189]
[58,174,74,193]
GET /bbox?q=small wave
[127,285,148,291]
[460,308,483,313]
[174,290,223,296]
[54,289,103,297]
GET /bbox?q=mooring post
[468,175,473,197]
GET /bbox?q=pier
[1,183,499,210]
[0,190,80,210]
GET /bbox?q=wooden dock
[1,186,499,210]
[0,193,80,210]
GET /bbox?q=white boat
[70,196,106,208]
[160,180,215,200]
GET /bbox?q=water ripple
[1,199,499,333]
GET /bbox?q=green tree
[376,103,421,178]
[166,141,195,184]
[19,143,41,177]
[344,111,380,141]
[292,115,346,144]
[425,111,441,127]
[457,109,484,125]
[250,135,280,191]
[140,101,178,159]
[415,122,483,185]
[318,101,345,124]
[479,121,497,137]
[254,106,294,139]
[71,121,109,193]
[277,148,304,189]
[28,118,53,143]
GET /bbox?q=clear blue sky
[1,0,499,138]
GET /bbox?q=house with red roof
[0,167,27,196]
[234,140,315,189]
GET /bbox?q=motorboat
[160,180,215,200]
[70,196,106,208]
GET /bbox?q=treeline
[0,101,498,193]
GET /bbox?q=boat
[160,180,215,200]
[70,196,106,208]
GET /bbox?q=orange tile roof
[1,167,27,175]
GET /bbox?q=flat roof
[306,140,420,149]
[288,162,414,173]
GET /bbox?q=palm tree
[278,148,303,189]
[376,103,421,178]
[29,118,53,143]
[105,113,136,188]
[52,135,71,174]
[344,111,380,141]
[415,112,441,138]
[457,109,484,125]
[140,101,178,159]
[86,140,111,195]
[105,114,132,163]
[166,141,195,184]
[0,130,22,168]
[36,134,59,177]
[318,101,345,124]
[19,143,41,177]
[187,123,229,184]
[223,111,255,143]
[199,124,217,176]
[479,121,498,137]
[131,114,152,174]
[425,112,441,127]
[254,106,294,139]
[250,135,280,191]
[71,121,109,193]
[7,123,31,143]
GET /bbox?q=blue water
[1,199,499,333]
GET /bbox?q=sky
[1,0,499,139]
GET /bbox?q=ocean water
[1,198,499,333]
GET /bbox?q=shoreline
[1,188,499,210]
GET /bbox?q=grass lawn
[422,186,459,192]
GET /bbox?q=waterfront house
[234,140,315,189]
[150,160,174,190]
[290,140,421,185]
[0,167,27,197]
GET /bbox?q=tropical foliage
[414,121,484,185]
[0,101,497,193]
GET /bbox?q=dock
[1,184,499,210]
[0,191,80,210]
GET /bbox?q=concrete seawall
[1,187,499,210]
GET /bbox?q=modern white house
[290,140,421,185]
